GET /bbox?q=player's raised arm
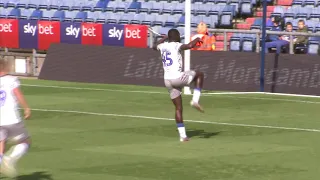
[13,87,31,120]
[152,35,168,51]
[179,37,202,51]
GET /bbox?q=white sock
[177,123,187,138]
[9,143,29,162]
[0,154,3,164]
[192,88,201,103]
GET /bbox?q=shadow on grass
[15,171,53,180]
[187,129,221,138]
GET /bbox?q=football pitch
[2,79,320,180]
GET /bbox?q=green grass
[2,79,320,180]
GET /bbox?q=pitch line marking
[31,108,320,133]
[21,84,320,104]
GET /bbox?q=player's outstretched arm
[180,37,202,51]
[152,35,168,51]
[13,88,31,120]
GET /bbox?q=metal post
[223,32,227,51]
[289,34,294,54]
[184,0,192,95]
[256,32,260,53]
[260,0,267,92]
[32,49,37,76]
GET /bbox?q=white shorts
[164,70,196,99]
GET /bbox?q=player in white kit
[153,29,205,142]
[0,59,31,178]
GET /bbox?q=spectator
[265,17,288,54]
[266,16,283,42]
[266,17,274,27]
[279,22,296,53]
[294,20,308,54]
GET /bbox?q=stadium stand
[0,0,319,54]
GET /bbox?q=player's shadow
[15,171,53,180]
[187,130,221,139]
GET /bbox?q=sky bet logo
[65,24,96,38]
[0,23,13,33]
[23,23,54,36]
[108,27,141,40]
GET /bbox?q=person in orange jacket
[191,22,216,51]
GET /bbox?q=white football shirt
[157,42,183,80]
[0,75,22,126]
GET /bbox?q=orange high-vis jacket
[191,34,216,51]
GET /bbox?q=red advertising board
[0,19,19,48]
[38,21,61,50]
[81,23,103,46]
[124,25,148,48]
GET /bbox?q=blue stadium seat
[115,2,130,13]
[48,0,59,10]
[107,13,120,24]
[173,3,184,14]
[164,15,180,27]
[64,10,76,20]
[51,10,65,21]
[230,33,242,51]
[307,36,320,54]
[162,2,176,14]
[241,0,252,16]
[284,8,296,22]
[208,5,219,16]
[140,2,152,13]
[0,7,11,18]
[191,16,202,27]
[197,4,211,16]
[150,2,163,14]
[142,14,156,26]
[296,7,309,19]
[153,15,167,26]
[216,0,227,6]
[20,8,32,19]
[309,7,320,21]
[305,0,316,8]
[86,11,98,22]
[223,5,236,17]
[202,16,216,28]
[251,18,262,29]
[316,24,320,32]
[82,0,97,11]
[177,15,185,27]
[93,0,108,11]
[272,6,285,17]
[95,11,107,23]
[191,4,199,15]
[106,1,117,12]
[7,8,20,18]
[131,13,145,24]
[229,0,240,14]
[74,11,87,22]
[221,11,233,27]
[30,9,43,20]
[60,0,75,10]
[41,10,55,20]
[118,13,134,24]
[292,1,303,8]
[126,1,141,13]
[159,27,171,35]
[242,34,256,52]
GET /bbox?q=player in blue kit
[153,29,205,142]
